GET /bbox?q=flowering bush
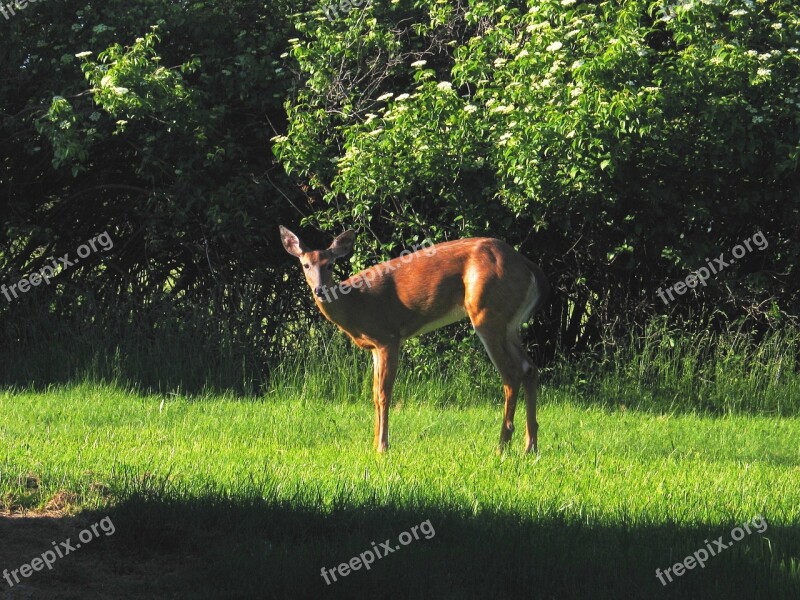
[277,0,799,345]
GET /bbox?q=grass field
[1,349,799,599]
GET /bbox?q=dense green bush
[0,0,315,370]
[276,0,800,352]
[1,0,798,386]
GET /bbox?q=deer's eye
[303,263,309,269]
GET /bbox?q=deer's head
[279,226,355,300]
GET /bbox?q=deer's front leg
[372,344,399,452]
[371,350,381,449]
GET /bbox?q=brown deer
[280,226,549,453]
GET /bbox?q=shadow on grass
[4,487,795,599]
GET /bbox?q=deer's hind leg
[471,321,524,452]
[467,267,540,453]
[506,332,539,454]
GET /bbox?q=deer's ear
[329,229,356,260]
[279,226,307,258]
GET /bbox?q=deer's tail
[523,256,550,314]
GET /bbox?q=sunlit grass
[2,381,798,520]
[1,325,798,598]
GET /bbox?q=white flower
[436,81,453,91]
[499,132,512,141]
[730,9,747,16]
[746,49,758,57]
[565,29,580,38]
[771,22,782,30]
[376,92,394,101]
[757,67,771,77]
[571,86,583,97]
[494,58,507,67]
[395,93,410,101]
[546,41,563,52]
[561,0,576,5]
[463,104,478,113]
[526,21,551,33]
[369,128,384,136]
[113,87,129,95]
[571,59,584,69]
[491,104,514,114]
[410,60,427,68]
[74,51,92,59]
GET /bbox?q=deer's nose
[314,286,325,297]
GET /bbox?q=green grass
[1,320,798,598]
[554,321,800,415]
[1,374,799,598]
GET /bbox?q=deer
[279,226,549,454]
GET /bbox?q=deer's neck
[314,283,354,327]
[313,277,377,343]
